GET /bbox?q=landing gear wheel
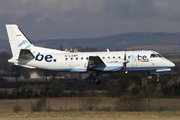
[94,78,101,84]
[93,71,101,84]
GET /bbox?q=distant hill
[1,32,180,53]
[0,39,8,45]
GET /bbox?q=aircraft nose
[169,61,175,68]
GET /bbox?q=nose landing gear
[156,73,160,81]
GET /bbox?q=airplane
[5,24,175,84]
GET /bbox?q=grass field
[0,98,180,119]
[0,98,180,112]
[0,111,180,120]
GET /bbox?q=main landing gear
[93,71,101,84]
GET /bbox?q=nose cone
[169,61,175,68]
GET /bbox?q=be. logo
[129,55,149,62]
[35,53,56,62]
[137,55,149,62]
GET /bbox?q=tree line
[1,73,180,99]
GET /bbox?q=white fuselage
[17,50,175,72]
[5,24,175,74]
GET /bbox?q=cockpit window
[150,54,163,58]
[156,54,163,58]
[150,54,157,58]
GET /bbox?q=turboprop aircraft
[5,24,175,84]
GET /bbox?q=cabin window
[113,56,115,59]
[86,57,89,60]
[118,56,121,59]
[102,57,105,59]
[71,58,73,60]
[108,57,110,59]
[76,58,78,60]
[81,57,83,60]
[65,58,68,61]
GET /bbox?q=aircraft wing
[87,56,122,72]
[87,56,106,68]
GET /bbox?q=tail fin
[6,24,35,60]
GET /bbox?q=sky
[1,0,180,40]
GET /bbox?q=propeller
[123,53,129,74]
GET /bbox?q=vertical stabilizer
[6,24,34,60]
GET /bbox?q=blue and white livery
[6,24,175,84]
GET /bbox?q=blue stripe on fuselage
[45,66,173,72]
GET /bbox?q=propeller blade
[124,63,126,72]
[124,53,126,60]
[123,52,128,74]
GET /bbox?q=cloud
[1,0,180,40]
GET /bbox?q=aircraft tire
[94,78,100,84]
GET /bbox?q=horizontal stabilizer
[14,63,36,69]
